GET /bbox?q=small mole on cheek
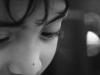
[33,63,35,65]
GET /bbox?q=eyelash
[41,30,64,40]
[0,37,10,45]
[0,30,64,45]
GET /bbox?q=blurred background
[42,0,100,75]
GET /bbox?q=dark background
[42,0,100,75]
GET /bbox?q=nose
[8,58,42,75]
[6,37,42,75]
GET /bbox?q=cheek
[38,38,58,73]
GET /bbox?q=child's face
[0,0,67,75]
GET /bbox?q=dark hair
[4,0,69,27]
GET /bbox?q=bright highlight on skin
[87,31,100,56]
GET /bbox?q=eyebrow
[35,10,68,28]
[0,14,65,28]
[0,10,67,28]
[37,1,69,27]
[0,2,69,28]
[0,0,69,28]
[46,13,66,25]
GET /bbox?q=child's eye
[40,30,64,41]
[0,33,10,46]
[0,37,10,45]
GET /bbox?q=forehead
[0,0,66,23]
[50,0,66,11]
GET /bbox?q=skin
[0,0,67,75]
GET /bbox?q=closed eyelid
[42,22,62,33]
